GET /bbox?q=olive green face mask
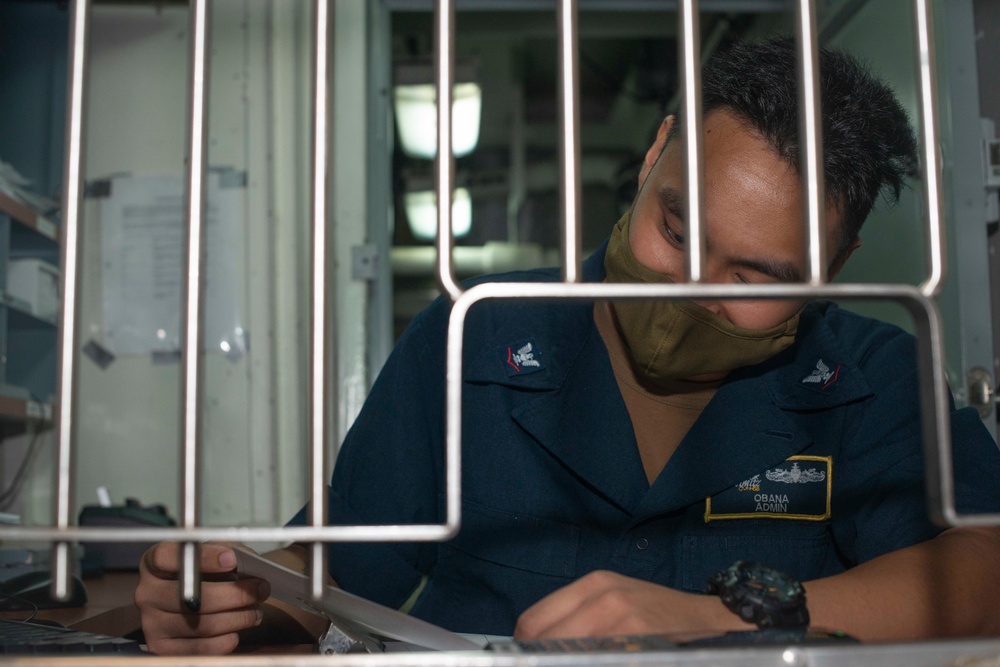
[603,212,799,382]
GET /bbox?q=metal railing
[443,0,998,544]
[1,0,998,663]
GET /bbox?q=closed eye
[732,257,804,283]
[656,186,688,249]
[663,222,686,247]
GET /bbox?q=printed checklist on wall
[95,171,246,361]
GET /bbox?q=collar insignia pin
[801,358,840,389]
[499,339,545,377]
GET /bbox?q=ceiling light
[404,188,472,241]
[394,61,481,160]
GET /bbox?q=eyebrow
[732,257,804,284]
[657,186,804,284]
[657,186,687,221]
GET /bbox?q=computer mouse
[0,571,88,611]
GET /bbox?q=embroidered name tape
[499,339,545,377]
[704,455,832,522]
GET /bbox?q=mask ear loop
[607,210,677,286]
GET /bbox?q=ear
[827,236,862,281]
[638,116,675,189]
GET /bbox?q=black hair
[671,36,918,260]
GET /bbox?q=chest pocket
[445,499,579,578]
[677,531,835,592]
[413,500,580,634]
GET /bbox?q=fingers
[143,608,254,656]
[138,542,268,614]
[135,541,268,656]
[145,633,241,657]
[137,582,268,655]
[145,605,263,642]
[515,571,615,639]
[135,575,269,615]
[141,542,239,580]
[515,571,646,639]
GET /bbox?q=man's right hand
[135,542,270,655]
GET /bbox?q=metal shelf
[0,192,59,242]
[0,384,51,421]
[0,196,60,413]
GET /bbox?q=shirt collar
[754,302,874,410]
[462,240,609,389]
[464,237,872,410]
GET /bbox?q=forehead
[653,110,843,249]
[658,111,799,199]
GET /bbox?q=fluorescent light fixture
[404,187,472,241]
[394,82,482,159]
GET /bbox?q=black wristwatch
[707,561,810,629]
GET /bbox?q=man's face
[629,110,850,331]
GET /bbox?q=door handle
[967,366,997,419]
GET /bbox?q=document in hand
[232,545,485,652]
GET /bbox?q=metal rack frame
[2,0,998,663]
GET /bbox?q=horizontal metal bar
[387,0,788,11]
[448,280,948,302]
[9,637,1000,666]
[0,524,459,543]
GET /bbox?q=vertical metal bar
[911,299,955,526]
[678,0,705,283]
[435,0,462,300]
[179,0,211,608]
[52,0,90,602]
[309,0,332,600]
[180,541,200,610]
[913,0,946,297]
[557,0,581,283]
[796,0,826,285]
[366,0,395,382]
[910,0,956,526]
[436,0,463,540]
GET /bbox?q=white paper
[232,546,483,652]
[99,173,245,357]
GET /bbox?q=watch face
[740,563,804,604]
[709,561,810,629]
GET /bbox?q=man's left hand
[514,570,750,639]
